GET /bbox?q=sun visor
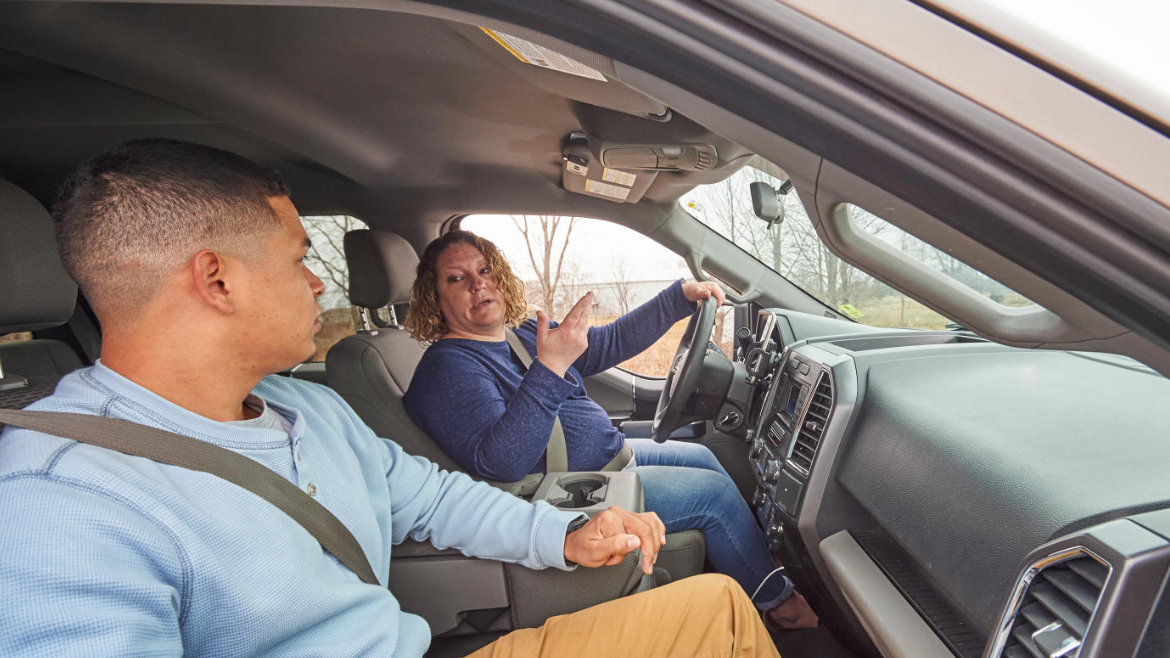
[451,23,669,119]
[561,133,656,203]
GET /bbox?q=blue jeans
[625,439,793,609]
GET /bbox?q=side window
[461,214,719,378]
[300,215,370,362]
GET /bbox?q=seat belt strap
[0,409,380,587]
[503,328,632,473]
[504,328,568,473]
[601,441,634,472]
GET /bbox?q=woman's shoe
[764,591,819,631]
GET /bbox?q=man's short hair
[52,138,290,319]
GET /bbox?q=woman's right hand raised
[535,292,593,378]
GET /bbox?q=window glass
[680,159,1030,329]
[844,204,1036,308]
[460,215,732,377]
[300,215,369,361]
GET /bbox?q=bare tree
[302,214,365,330]
[557,258,588,317]
[611,256,634,316]
[511,214,579,314]
[302,215,360,305]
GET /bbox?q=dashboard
[741,309,1170,658]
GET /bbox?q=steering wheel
[651,296,718,442]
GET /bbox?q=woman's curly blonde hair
[405,230,528,342]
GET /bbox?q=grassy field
[591,309,736,378]
[849,293,1032,331]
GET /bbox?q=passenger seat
[0,180,84,411]
[324,230,463,471]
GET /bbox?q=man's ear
[191,249,234,314]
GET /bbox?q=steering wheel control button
[306,484,317,497]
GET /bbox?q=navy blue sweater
[404,281,695,481]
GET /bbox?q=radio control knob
[763,463,780,484]
[752,486,766,508]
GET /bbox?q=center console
[391,469,680,639]
[533,471,645,516]
[746,314,836,550]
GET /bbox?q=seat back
[0,180,82,414]
[325,229,463,471]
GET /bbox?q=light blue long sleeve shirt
[0,361,581,657]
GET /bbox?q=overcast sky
[462,214,691,284]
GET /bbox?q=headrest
[0,180,77,334]
[344,229,420,309]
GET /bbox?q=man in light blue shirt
[0,139,779,657]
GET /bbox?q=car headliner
[3,0,1170,378]
[0,3,754,244]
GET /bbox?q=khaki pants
[466,573,781,658]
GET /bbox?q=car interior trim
[821,529,955,658]
[985,546,1112,658]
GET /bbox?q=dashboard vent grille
[1000,554,1109,658]
[788,371,831,474]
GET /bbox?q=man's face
[231,196,325,372]
[435,242,504,339]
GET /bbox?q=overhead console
[559,103,754,204]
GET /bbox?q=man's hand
[563,506,667,575]
[681,281,727,307]
[535,292,592,377]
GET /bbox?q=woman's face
[435,242,506,340]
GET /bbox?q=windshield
[680,160,1034,329]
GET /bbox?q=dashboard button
[800,363,810,374]
[763,462,780,484]
[775,470,803,515]
[752,486,767,509]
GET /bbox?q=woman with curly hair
[402,230,817,631]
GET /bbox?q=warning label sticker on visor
[480,28,607,82]
[585,179,631,201]
[602,168,636,186]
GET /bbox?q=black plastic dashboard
[744,309,1170,658]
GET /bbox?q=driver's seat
[324,229,706,572]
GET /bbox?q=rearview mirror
[750,179,794,225]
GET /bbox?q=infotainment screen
[785,385,801,416]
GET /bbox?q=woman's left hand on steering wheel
[681,281,726,307]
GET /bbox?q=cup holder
[550,475,608,509]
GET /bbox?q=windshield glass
[680,159,1034,329]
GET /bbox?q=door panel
[583,368,635,424]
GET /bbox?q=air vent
[999,552,1110,658]
[788,371,832,474]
